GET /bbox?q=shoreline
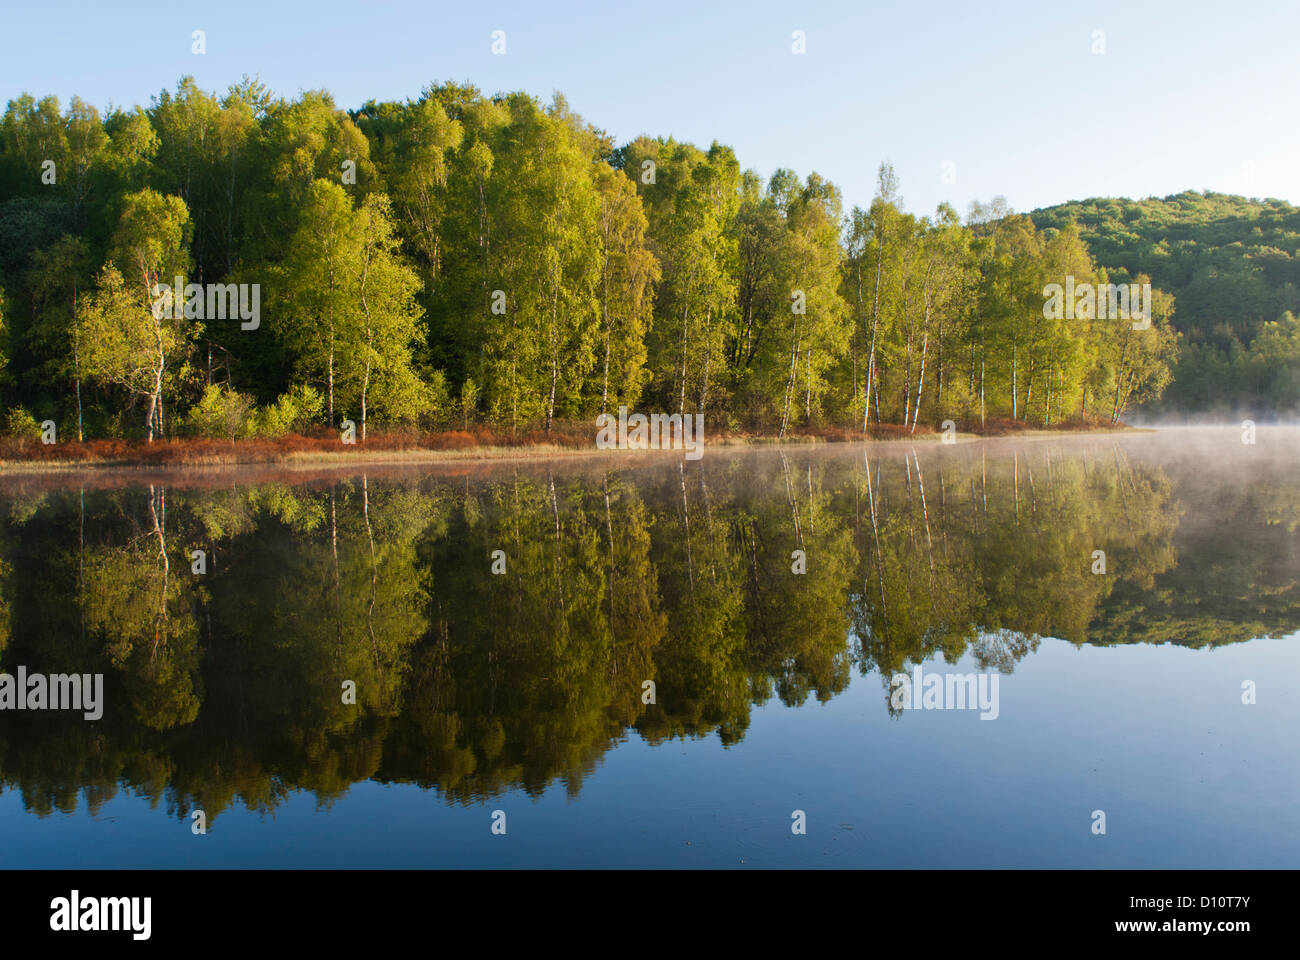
[0,425,1150,477]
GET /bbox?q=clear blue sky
[3,0,1296,217]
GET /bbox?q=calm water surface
[1,426,1297,867]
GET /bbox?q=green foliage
[76,264,192,441]
[185,384,254,440]
[0,77,1217,439]
[251,383,323,438]
[420,368,451,428]
[457,376,479,429]
[0,285,7,387]
[1033,192,1300,415]
[1,405,40,440]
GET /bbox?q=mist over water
[0,427,1296,867]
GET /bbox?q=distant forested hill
[1032,192,1300,418]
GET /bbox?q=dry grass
[0,417,1135,473]
[0,422,592,468]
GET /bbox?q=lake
[1,426,1297,868]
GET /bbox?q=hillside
[1032,192,1300,417]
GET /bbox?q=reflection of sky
[6,633,1297,868]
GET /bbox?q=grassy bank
[0,418,1137,473]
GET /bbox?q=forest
[0,76,1189,447]
[1033,192,1300,417]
